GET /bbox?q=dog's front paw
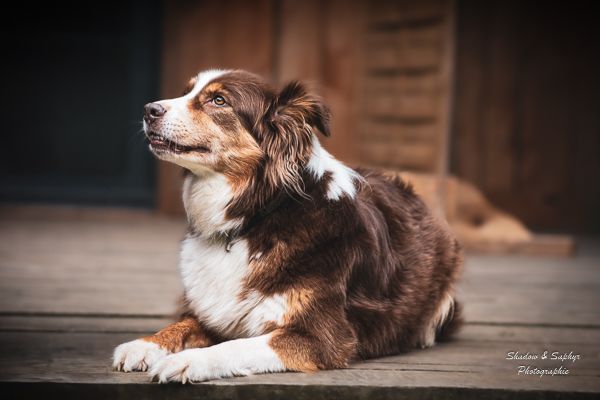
[150,349,218,383]
[113,339,169,372]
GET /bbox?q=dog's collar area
[221,193,292,252]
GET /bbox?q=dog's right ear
[252,81,330,195]
[272,81,331,137]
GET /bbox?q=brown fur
[142,69,463,374]
[142,316,215,353]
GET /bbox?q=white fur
[420,292,455,348]
[113,339,169,372]
[144,69,230,172]
[154,69,228,130]
[182,172,241,236]
[150,334,285,383]
[190,69,230,98]
[306,135,360,200]
[181,167,287,339]
[180,235,287,339]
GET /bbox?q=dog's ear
[253,81,329,195]
[273,81,331,137]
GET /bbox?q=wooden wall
[156,0,455,215]
[155,0,600,233]
[359,0,455,174]
[157,0,368,214]
[452,0,600,232]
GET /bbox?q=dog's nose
[144,103,166,120]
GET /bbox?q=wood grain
[366,26,443,72]
[368,0,446,27]
[0,206,599,398]
[452,0,600,232]
[357,0,454,179]
[1,328,598,394]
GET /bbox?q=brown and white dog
[112,69,463,383]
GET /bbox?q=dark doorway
[0,1,161,207]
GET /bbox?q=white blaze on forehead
[185,69,231,100]
[147,69,230,145]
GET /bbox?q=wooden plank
[363,74,441,119]
[459,324,600,345]
[361,0,454,178]
[466,234,575,257]
[1,208,596,325]
[451,0,488,185]
[276,0,322,84]
[1,326,598,395]
[161,0,276,93]
[480,1,519,195]
[462,250,600,327]
[452,1,600,232]
[365,74,440,96]
[318,0,366,164]
[360,122,437,143]
[0,316,169,334]
[351,341,600,375]
[368,0,446,27]
[277,0,364,163]
[366,26,443,72]
[515,4,573,232]
[0,208,185,316]
[434,0,455,201]
[1,208,599,396]
[7,382,595,400]
[362,142,437,170]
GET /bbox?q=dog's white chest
[179,236,286,339]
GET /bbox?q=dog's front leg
[149,333,282,383]
[150,325,356,383]
[113,316,214,372]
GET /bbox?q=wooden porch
[0,206,598,399]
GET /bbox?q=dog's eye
[212,96,226,106]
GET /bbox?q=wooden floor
[0,206,599,399]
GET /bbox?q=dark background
[453,0,600,233]
[0,0,161,206]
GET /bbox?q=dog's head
[143,69,330,198]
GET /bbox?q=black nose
[144,103,166,120]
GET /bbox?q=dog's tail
[435,298,463,342]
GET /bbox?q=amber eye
[212,96,226,106]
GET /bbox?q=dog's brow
[185,69,230,99]
[202,82,225,95]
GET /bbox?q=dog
[113,69,463,383]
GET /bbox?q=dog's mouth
[146,132,210,154]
